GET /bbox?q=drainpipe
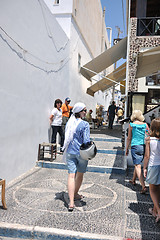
[106,27,113,100]
[124,0,132,167]
[101,7,106,52]
[106,27,112,48]
[125,0,131,119]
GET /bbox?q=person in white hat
[62,102,90,211]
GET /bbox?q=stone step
[36,135,125,173]
[91,137,121,142]
[37,129,125,174]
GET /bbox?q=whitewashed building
[0,0,110,181]
[44,0,113,108]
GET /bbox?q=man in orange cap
[61,97,73,131]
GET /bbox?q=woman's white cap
[73,102,86,114]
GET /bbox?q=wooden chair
[38,142,57,161]
[0,179,7,209]
[92,118,98,129]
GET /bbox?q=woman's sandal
[74,194,84,200]
[129,180,136,185]
[140,187,147,194]
[68,205,74,212]
[148,208,157,218]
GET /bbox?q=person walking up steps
[62,102,90,212]
[107,101,116,129]
[125,110,148,194]
[143,118,160,223]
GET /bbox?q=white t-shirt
[149,137,160,166]
[51,108,62,126]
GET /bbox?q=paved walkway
[0,124,160,240]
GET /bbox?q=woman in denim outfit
[62,102,90,211]
[125,110,148,194]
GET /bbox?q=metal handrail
[137,17,160,36]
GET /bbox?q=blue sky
[100,0,127,67]
[100,0,126,46]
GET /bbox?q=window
[137,18,160,36]
[54,0,59,5]
[146,72,160,86]
[147,89,160,105]
[78,54,81,72]
[132,95,145,113]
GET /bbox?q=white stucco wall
[44,0,109,57]
[43,0,112,112]
[0,0,70,182]
[0,0,112,183]
[53,15,72,38]
[68,17,111,118]
[44,0,73,14]
[73,0,107,57]
[138,77,160,92]
[67,18,97,116]
[43,0,73,38]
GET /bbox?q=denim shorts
[146,165,160,185]
[66,153,88,174]
[131,144,145,165]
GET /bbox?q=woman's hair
[150,118,160,138]
[130,110,144,122]
[75,108,85,118]
[54,99,62,108]
[75,112,81,118]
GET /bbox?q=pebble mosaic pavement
[0,125,160,239]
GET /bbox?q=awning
[80,37,127,80]
[136,45,160,78]
[87,62,126,96]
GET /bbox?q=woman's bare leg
[74,172,84,197]
[68,173,76,207]
[149,184,160,217]
[132,167,137,182]
[134,164,145,189]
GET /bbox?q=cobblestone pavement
[0,124,160,240]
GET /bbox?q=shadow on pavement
[55,191,86,210]
[127,169,160,239]
[110,167,160,239]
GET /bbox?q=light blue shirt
[130,122,147,146]
[67,120,90,155]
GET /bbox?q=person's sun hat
[72,102,86,114]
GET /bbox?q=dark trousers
[109,115,115,129]
[51,126,64,147]
[62,116,69,132]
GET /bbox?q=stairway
[36,124,126,174]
